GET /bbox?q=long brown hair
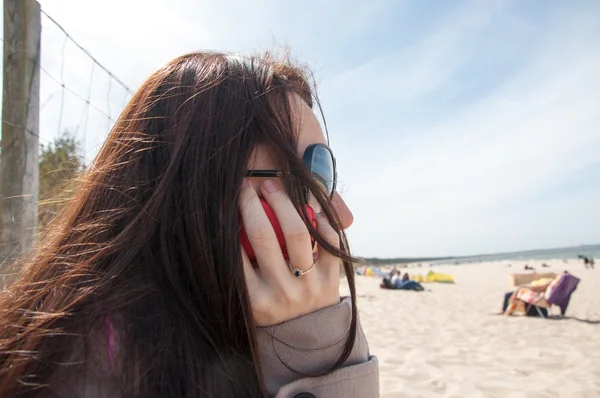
[0,52,358,397]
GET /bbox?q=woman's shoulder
[256,297,379,397]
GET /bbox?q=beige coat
[49,297,379,397]
[258,297,379,397]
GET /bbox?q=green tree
[38,132,85,228]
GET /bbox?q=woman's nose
[332,191,354,230]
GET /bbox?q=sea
[430,244,600,266]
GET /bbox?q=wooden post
[0,0,41,280]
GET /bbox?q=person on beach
[583,256,590,268]
[501,272,575,317]
[380,271,424,291]
[389,270,400,284]
[0,52,379,397]
[501,282,550,317]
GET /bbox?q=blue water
[431,244,600,266]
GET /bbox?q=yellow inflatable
[412,270,454,284]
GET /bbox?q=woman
[0,52,378,397]
[501,277,555,316]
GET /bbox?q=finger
[240,245,260,291]
[315,213,341,280]
[239,179,288,283]
[260,180,314,276]
[241,245,274,326]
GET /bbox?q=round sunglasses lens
[310,146,335,196]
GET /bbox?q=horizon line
[359,242,600,261]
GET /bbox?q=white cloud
[330,5,600,256]
[2,0,598,257]
[34,0,281,159]
[323,2,506,106]
[31,0,399,158]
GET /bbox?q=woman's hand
[239,179,341,327]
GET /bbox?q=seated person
[380,272,424,291]
[501,276,558,316]
[501,290,548,317]
[381,271,399,289]
[390,270,400,285]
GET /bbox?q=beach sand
[342,260,600,398]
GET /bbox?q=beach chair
[524,273,580,318]
[510,272,557,287]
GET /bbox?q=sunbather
[380,275,424,291]
[502,280,551,316]
[501,291,547,317]
[502,272,578,316]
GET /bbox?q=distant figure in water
[542,263,550,268]
[524,264,535,271]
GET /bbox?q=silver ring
[290,260,316,278]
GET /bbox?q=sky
[2,0,599,257]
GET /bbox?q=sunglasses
[245,143,337,200]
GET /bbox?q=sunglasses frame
[245,143,337,200]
